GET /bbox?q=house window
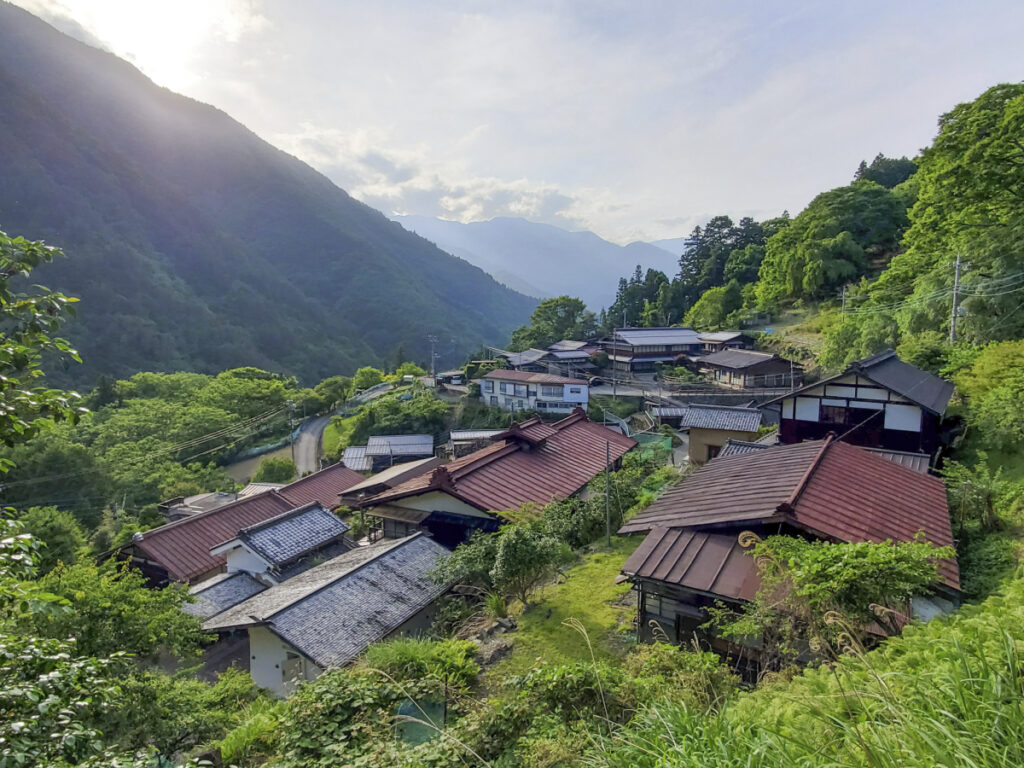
[706,444,722,461]
[644,592,675,620]
[820,404,847,424]
[489,396,498,406]
[483,380,494,393]
[517,399,525,409]
[540,385,562,397]
[282,651,305,683]
[499,382,509,394]
[568,387,582,394]
[514,384,527,397]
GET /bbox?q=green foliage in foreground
[594,575,1024,768]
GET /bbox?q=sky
[13,0,1024,244]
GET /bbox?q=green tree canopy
[16,506,85,574]
[854,153,918,189]
[822,84,1024,367]
[755,180,907,309]
[683,280,743,330]
[353,366,385,390]
[252,456,296,483]
[509,295,598,351]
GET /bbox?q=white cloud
[11,1,1024,244]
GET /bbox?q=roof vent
[132,531,143,542]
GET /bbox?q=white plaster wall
[248,625,320,698]
[224,546,270,577]
[394,491,492,519]
[562,384,589,404]
[884,403,922,432]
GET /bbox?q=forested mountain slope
[0,3,535,385]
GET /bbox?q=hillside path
[294,414,332,475]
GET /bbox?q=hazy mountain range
[0,2,536,384]
[395,215,683,310]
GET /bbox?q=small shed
[697,349,803,389]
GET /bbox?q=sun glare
[23,0,267,93]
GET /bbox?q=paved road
[293,414,333,475]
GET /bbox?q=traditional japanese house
[760,350,953,460]
[650,404,763,463]
[696,349,803,389]
[357,409,635,547]
[618,437,959,673]
[599,327,703,373]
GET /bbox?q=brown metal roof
[620,437,957,590]
[362,410,636,514]
[133,491,296,582]
[622,527,759,602]
[279,462,365,508]
[620,440,823,533]
[132,463,364,583]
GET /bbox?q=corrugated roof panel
[279,462,364,508]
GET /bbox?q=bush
[361,637,479,688]
[252,456,296,483]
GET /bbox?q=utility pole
[426,334,439,379]
[841,284,847,314]
[949,252,962,344]
[605,441,611,547]
[287,400,296,466]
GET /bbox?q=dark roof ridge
[778,436,834,515]
[261,534,424,623]
[237,501,324,537]
[139,489,292,540]
[686,402,761,412]
[449,441,521,480]
[550,407,589,430]
[853,348,899,370]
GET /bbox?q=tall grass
[216,697,286,767]
[590,577,1024,767]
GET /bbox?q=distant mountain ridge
[0,2,535,384]
[395,215,682,310]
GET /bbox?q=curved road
[293,414,333,475]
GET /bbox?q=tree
[252,456,296,483]
[823,84,1024,364]
[854,153,918,189]
[314,375,353,409]
[683,280,743,330]
[0,232,85,453]
[708,534,951,675]
[16,506,85,574]
[353,366,385,391]
[490,524,572,608]
[27,560,207,661]
[392,361,427,378]
[755,181,907,309]
[509,296,598,350]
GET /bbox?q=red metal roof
[279,462,365,508]
[132,463,365,583]
[621,437,958,590]
[133,491,296,582]
[621,527,760,602]
[362,410,636,514]
[482,369,584,385]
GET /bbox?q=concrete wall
[688,427,760,463]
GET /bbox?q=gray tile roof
[854,350,954,415]
[502,348,548,366]
[652,404,763,432]
[342,445,372,472]
[718,439,770,458]
[697,349,780,370]
[698,331,747,343]
[238,482,285,497]
[614,327,700,346]
[365,434,434,457]
[203,535,450,667]
[185,571,267,618]
[237,503,350,566]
